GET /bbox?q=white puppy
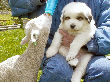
[20,14,52,45]
[46,2,96,82]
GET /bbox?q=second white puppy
[46,2,96,82]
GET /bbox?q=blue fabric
[40,54,110,82]
[39,54,73,82]
[8,0,44,17]
[86,0,110,55]
[84,56,110,82]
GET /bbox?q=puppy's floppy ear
[85,15,92,23]
[60,11,65,22]
[85,11,93,23]
[87,15,92,23]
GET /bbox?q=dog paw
[68,58,78,66]
[66,53,75,62]
[46,48,57,58]
[31,30,40,43]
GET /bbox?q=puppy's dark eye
[65,16,70,20]
[76,16,84,21]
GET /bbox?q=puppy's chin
[69,28,81,32]
[71,29,80,31]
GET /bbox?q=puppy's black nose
[70,24,76,29]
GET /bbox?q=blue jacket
[8,0,110,55]
[8,0,45,17]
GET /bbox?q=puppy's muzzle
[70,24,76,29]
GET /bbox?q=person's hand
[59,29,75,47]
[44,13,51,16]
[43,13,52,23]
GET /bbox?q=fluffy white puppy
[46,2,96,82]
[20,14,52,45]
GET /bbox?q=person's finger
[61,39,71,47]
[59,29,75,39]
[59,29,68,37]
[62,36,73,43]
[61,42,70,47]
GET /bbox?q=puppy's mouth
[70,29,80,32]
[70,26,80,31]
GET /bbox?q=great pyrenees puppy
[46,2,96,82]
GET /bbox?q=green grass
[0,29,27,62]
[0,14,12,20]
[0,14,28,62]
[0,14,15,25]
[0,14,25,27]
[37,70,42,82]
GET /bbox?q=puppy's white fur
[21,14,52,45]
[46,2,96,82]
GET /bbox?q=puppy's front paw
[46,48,57,58]
[66,52,75,62]
[68,58,78,67]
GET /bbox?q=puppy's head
[60,2,93,31]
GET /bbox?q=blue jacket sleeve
[45,0,58,15]
[87,0,110,55]
[8,0,44,17]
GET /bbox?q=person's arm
[45,0,58,15]
[8,0,45,17]
[87,0,110,55]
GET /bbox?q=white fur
[21,14,52,45]
[0,14,52,82]
[46,2,96,82]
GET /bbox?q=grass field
[0,14,15,25]
[0,14,28,62]
[0,28,27,62]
